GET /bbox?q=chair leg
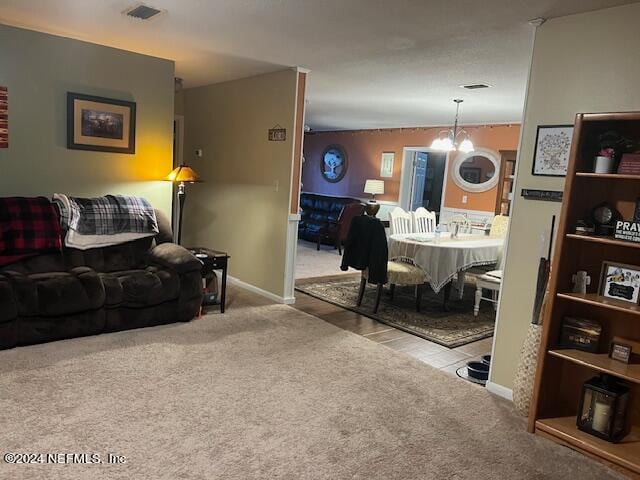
[336,238,342,255]
[443,282,452,311]
[357,277,366,307]
[456,271,465,300]
[317,234,321,251]
[415,284,423,312]
[389,283,395,300]
[474,285,482,317]
[373,284,383,313]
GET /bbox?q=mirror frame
[451,148,500,193]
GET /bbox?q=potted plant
[594,147,616,174]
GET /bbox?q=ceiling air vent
[461,83,491,90]
[124,4,164,20]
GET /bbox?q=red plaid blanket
[0,197,62,258]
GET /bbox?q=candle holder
[577,374,630,443]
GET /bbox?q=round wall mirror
[451,149,500,193]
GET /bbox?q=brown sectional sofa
[0,209,203,349]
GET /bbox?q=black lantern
[577,374,630,443]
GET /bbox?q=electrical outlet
[273,180,279,192]
[194,149,203,157]
[462,195,468,204]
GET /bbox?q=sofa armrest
[147,243,202,275]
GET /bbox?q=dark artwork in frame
[67,92,136,154]
[81,109,124,139]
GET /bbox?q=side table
[188,248,230,313]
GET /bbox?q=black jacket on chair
[340,215,388,284]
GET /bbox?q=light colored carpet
[296,239,352,279]
[0,304,621,480]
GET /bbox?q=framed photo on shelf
[598,261,640,304]
[67,92,136,154]
[531,125,574,177]
[610,341,632,363]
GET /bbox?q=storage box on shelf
[529,112,640,479]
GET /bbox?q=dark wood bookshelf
[529,112,640,478]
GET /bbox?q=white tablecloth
[388,233,504,293]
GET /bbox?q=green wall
[0,24,175,214]
[181,70,299,298]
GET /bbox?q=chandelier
[430,99,474,153]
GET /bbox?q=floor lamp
[165,164,201,244]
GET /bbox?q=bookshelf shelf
[548,349,640,384]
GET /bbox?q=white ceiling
[1,0,637,130]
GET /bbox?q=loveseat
[0,209,202,349]
[298,193,362,245]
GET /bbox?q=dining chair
[358,260,427,313]
[388,206,413,235]
[474,270,502,316]
[489,214,509,237]
[412,207,437,234]
[445,214,472,234]
[317,202,365,254]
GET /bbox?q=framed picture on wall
[532,125,574,177]
[380,152,394,178]
[67,92,136,154]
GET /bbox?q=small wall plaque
[520,189,563,202]
[0,86,7,148]
[268,125,286,142]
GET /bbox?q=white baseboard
[485,381,513,401]
[228,275,295,305]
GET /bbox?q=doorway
[399,148,448,217]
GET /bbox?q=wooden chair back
[337,203,365,242]
[412,207,437,233]
[389,207,413,235]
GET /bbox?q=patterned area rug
[296,277,496,348]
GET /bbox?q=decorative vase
[594,155,615,174]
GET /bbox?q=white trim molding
[292,66,311,74]
[485,381,513,402]
[283,213,301,302]
[451,148,500,193]
[228,276,296,305]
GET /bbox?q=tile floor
[291,284,493,383]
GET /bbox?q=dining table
[388,232,505,308]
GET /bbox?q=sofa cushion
[0,275,16,323]
[4,267,105,317]
[100,266,179,308]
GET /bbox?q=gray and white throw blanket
[53,194,159,250]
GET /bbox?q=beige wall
[492,3,640,390]
[0,24,175,214]
[180,70,299,298]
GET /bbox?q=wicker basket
[513,323,543,416]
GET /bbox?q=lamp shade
[364,179,384,195]
[165,165,201,183]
